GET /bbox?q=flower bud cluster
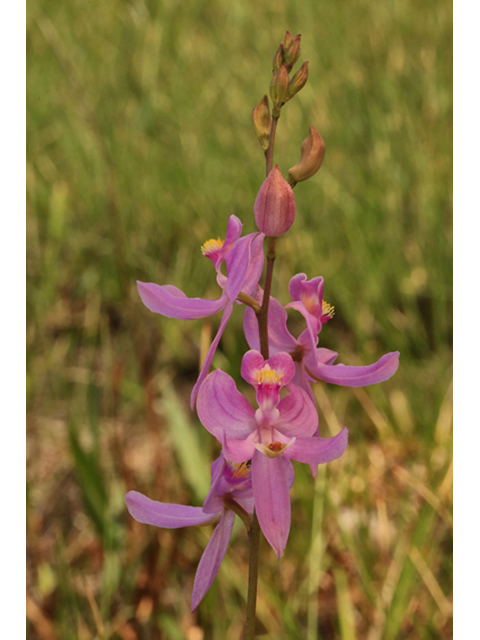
[268,31,308,115]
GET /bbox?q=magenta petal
[240,350,265,384]
[289,273,324,309]
[202,455,228,514]
[191,510,235,611]
[276,384,318,437]
[137,281,227,320]
[266,296,299,354]
[125,491,216,528]
[240,234,265,296]
[252,452,291,559]
[285,300,320,353]
[243,305,261,351]
[243,292,297,355]
[196,369,256,440]
[222,215,243,253]
[190,302,233,408]
[225,234,258,302]
[241,350,295,388]
[316,347,338,365]
[307,351,400,387]
[222,435,256,463]
[283,427,348,472]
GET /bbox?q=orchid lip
[253,437,296,458]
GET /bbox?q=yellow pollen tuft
[322,300,335,319]
[254,364,283,386]
[232,461,251,478]
[201,237,224,256]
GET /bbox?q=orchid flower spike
[137,215,265,408]
[126,453,254,611]
[197,350,348,559]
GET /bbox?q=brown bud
[269,64,290,108]
[284,34,301,72]
[272,44,285,73]
[288,126,326,185]
[288,61,309,99]
[283,31,293,49]
[251,95,271,150]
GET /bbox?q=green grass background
[27,0,452,638]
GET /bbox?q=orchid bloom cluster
[125,31,399,614]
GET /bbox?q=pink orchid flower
[137,215,265,408]
[244,274,400,405]
[125,453,259,611]
[197,350,348,559]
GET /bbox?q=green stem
[237,291,261,313]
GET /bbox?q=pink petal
[316,347,338,365]
[190,302,233,409]
[222,215,243,254]
[243,291,297,355]
[125,491,216,528]
[240,350,265,384]
[202,455,228,514]
[196,369,256,440]
[137,281,227,320]
[252,452,292,559]
[243,305,261,351]
[222,435,257,463]
[240,234,266,296]
[225,234,260,302]
[306,351,400,387]
[241,350,295,387]
[288,273,324,310]
[276,384,318,437]
[283,427,348,475]
[284,300,320,354]
[191,510,236,611]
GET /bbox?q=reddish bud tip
[254,165,296,237]
[284,34,301,72]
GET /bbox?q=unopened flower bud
[272,44,285,73]
[288,126,326,186]
[251,95,271,150]
[269,64,290,108]
[284,34,301,72]
[283,31,293,49]
[288,61,309,98]
[254,165,296,237]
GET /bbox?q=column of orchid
[126,32,399,637]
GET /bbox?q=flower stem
[245,98,281,640]
[265,115,279,176]
[257,237,277,360]
[245,511,261,639]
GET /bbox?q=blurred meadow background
[26,0,452,638]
